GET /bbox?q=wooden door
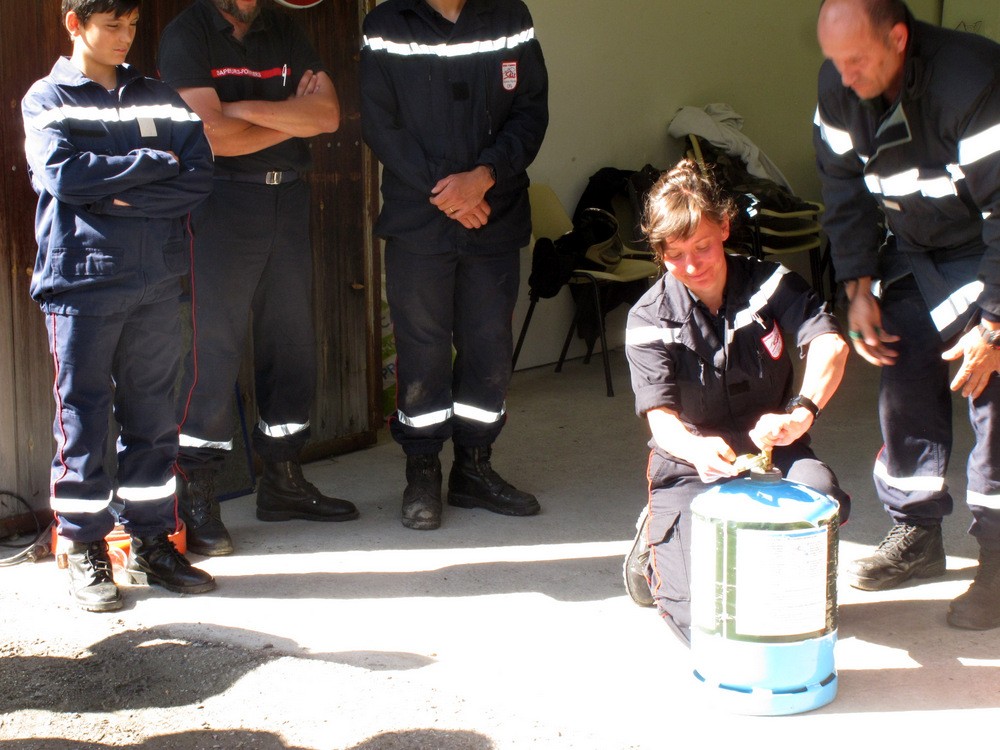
[0,0,379,530]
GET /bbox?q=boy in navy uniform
[21,0,216,611]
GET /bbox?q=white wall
[526,0,943,210]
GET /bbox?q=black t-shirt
[158,0,326,174]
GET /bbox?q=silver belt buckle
[265,170,282,185]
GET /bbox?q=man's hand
[430,166,495,228]
[942,326,1000,398]
[845,278,900,366]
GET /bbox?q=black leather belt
[214,170,300,185]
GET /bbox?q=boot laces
[876,523,921,554]
[140,532,189,566]
[83,542,114,583]
[477,456,509,492]
[184,474,217,522]
[408,454,440,481]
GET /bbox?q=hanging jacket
[360,0,549,251]
[22,57,213,316]
[814,9,1000,338]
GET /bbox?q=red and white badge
[502,61,518,91]
[275,0,325,8]
[760,321,784,360]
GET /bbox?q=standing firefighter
[815,0,1000,629]
[360,0,549,530]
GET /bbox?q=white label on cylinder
[734,528,828,636]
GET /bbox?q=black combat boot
[256,460,359,522]
[177,468,233,557]
[402,453,442,530]
[623,507,654,607]
[447,444,540,516]
[66,539,123,612]
[126,532,216,594]
[847,522,946,591]
[948,548,1000,630]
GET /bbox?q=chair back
[528,183,574,240]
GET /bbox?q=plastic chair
[686,134,833,298]
[513,184,659,397]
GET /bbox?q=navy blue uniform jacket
[361,0,549,251]
[22,58,214,316]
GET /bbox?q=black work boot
[447,445,540,516]
[623,507,654,607]
[402,453,443,530]
[256,460,359,522]
[177,468,233,557]
[847,522,946,591]
[66,540,123,612]
[948,548,1000,630]
[126,532,216,594]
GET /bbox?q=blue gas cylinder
[689,468,840,715]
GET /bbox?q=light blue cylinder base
[691,631,838,716]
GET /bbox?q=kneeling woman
[624,159,851,644]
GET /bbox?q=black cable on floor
[0,490,52,566]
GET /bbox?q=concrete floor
[2,344,999,749]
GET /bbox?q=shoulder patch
[760,321,783,360]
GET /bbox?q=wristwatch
[978,323,1000,349]
[785,394,821,420]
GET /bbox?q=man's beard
[215,0,261,24]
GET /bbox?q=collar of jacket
[652,255,759,365]
[900,9,933,103]
[402,0,495,27]
[49,56,143,89]
[654,255,755,325]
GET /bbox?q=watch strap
[978,324,1000,349]
[786,394,821,420]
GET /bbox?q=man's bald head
[818,0,909,101]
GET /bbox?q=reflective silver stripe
[51,491,114,515]
[732,267,789,334]
[364,28,535,58]
[625,326,682,346]
[179,433,233,451]
[258,420,309,438]
[868,168,958,199]
[864,174,883,195]
[874,458,945,492]
[397,407,452,428]
[454,402,505,424]
[929,280,984,333]
[31,103,200,129]
[968,491,1000,510]
[959,123,1000,166]
[117,476,177,503]
[814,108,855,156]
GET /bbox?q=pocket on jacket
[52,246,124,280]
